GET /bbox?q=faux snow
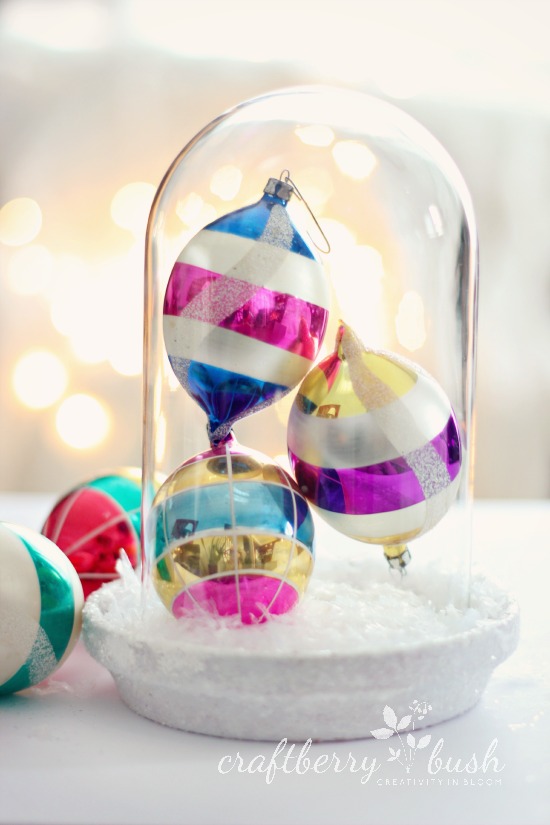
[83,542,519,741]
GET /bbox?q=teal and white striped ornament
[0,522,83,695]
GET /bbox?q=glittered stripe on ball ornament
[290,418,461,515]
[0,523,83,694]
[149,438,315,624]
[164,264,326,357]
[287,322,462,567]
[163,177,330,445]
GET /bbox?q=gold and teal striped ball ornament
[0,522,83,695]
[287,322,463,570]
[150,436,315,624]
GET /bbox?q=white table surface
[0,495,549,825]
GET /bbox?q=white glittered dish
[82,537,519,742]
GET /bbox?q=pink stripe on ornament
[164,262,328,360]
[172,574,299,624]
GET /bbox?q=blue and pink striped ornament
[163,177,330,445]
[288,322,462,568]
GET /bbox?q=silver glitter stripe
[180,204,293,327]
[404,442,451,499]
[260,203,294,248]
[340,325,397,411]
[289,373,452,468]
[177,230,329,308]
[181,276,258,327]
[341,325,451,501]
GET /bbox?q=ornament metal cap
[263,177,293,203]
[384,544,412,573]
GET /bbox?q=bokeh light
[330,242,386,347]
[318,217,356,249]
[291,166,333,210]
[110,181,156,235]
[0,3,546,503]
[295,124,335,147]
[176,192,205,225]
[0,197,42,246]
[49,255,93,336]
[12,349,68,410]
[176,193,217,231]
[332,141,377,180]
[55,394,110,449]
[7,244,54,295]
[209,165,243,201]
[48,249,143,374]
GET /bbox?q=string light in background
[0,197,42,246]
[291,167,333,210]
[55,393,110,449]
[110,181,156,235]
[0,178,155,463]
[7,244,54,295]
[332,141,378,180]
[209,165,243,201]
[1,153,431,466]
[0,0,547,498]
[295,124,335,147]
[175,193,217,232]
[12,349,68,410]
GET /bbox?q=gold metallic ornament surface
[150,438,315,623]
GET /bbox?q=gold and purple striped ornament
[0,522,83,694]
[287,322,462,569]
[163,176,330,446]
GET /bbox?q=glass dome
[142,86,478,617]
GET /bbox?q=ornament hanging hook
[280,170,331,254]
